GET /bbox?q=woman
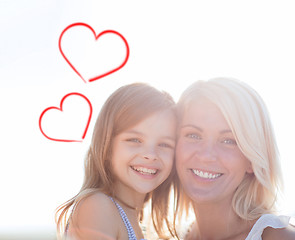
[173,78,295,239]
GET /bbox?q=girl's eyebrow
[124,130,176,141]
[124,130,142,135]
[163,136,177,142]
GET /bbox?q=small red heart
[59,22,130,83]
[39,93,92,142]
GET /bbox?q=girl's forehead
[118,108,175,131]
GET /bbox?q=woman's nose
[196,141,217,162]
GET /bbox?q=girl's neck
[191,200,254,240]
[113,181,146,212]
[112,182,146,240]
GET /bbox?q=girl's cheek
[166,150,176,163]
[158,149,174,164]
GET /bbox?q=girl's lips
[130,165,159,176]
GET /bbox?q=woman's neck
[191,199,254,240]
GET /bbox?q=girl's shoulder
[81,191,116,209]
[68,192,121,239]
[74,191,118,215]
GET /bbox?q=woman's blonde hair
[55,82,176,239]
[174,77,283,230]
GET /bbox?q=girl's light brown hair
[55,82,176,239]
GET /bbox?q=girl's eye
[126,138,141,143]
[185,133,201,140]
[222,138,237,145]
[159,143,174,149]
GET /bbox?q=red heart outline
[39,92,93,142]
[59,22,130,83]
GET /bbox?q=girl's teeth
[132,166,157,175]
[192,169,221,179]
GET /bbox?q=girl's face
[176,98,252,204]
[111,109,176,195]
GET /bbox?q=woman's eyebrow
[180,124,203,132]
[220,129,233,134]
[181,125,232,134]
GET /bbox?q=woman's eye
[222,139,237,145]
[185,133,201,140]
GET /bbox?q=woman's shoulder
[68,192,121,239]
[262,224,295,240]
[246,214,295,240]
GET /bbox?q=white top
[245,214,290,240]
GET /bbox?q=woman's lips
[190,168,222,179]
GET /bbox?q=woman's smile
[190,168,223,180]
[176,98,252,202]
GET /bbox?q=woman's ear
[246,161,254,174]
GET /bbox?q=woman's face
[176,98,252,204]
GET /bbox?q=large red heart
[39,93,92,142]
[59,22,130,83]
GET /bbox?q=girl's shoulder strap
[109,196,138,240]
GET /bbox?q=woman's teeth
[192,169,221,179]
[131,166,157,175]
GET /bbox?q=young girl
[56,83,177,240]
[173,78,295,239]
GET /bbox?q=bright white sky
[0,0,295,237]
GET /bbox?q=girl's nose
[142,146,158,161]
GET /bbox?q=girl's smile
[112,109,176,194]
[131,165,158,175]
[130,165,159,180]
